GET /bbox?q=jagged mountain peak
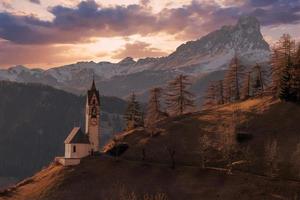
[236,15,260,31]
[118,57,136,65]
[160,15,270,71]
[0,16,271,98]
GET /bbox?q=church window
[73,145,76,153]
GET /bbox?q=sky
[0,0,299,68]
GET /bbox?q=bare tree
[224,56,245,102]
[223,105,240,173]
[252,64,267,97]
[165,74,195,116]
[203,81,218,109]
[198,134,210,168]
[203,80,224,109]
[241,71,251,100]
[218,80,225,105]
[264,138,279,177]
[145,87,167,127]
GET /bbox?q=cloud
[0,0,299,45]
[112,41,168,59]
[29,0,41,4]
[1,0,13,9]
[0,40,93,67]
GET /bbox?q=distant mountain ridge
[0,16,270,100]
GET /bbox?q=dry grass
[2,156,300,200]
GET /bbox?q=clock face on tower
[91,118,98,125]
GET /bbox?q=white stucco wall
[56,157,81,166]
[88,125,99,152]
[65,144,90,158]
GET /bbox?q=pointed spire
[91,75,96,90]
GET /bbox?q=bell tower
[85,79,100,152]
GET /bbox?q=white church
[56,80,100,166]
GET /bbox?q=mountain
[2,96,300,200]
[158,16,269,72]
[0,81,127,184]
[0,16,270,101]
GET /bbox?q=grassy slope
[110,96,300,178]
[2,156,300,200]
[2,96,300,200]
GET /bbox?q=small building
[64,127,91,159]
[56,79,100,166]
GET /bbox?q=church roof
[87,79,100,105]
[64,127,90,144]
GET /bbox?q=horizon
[0,0,299,69]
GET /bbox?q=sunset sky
[0,0,299,68]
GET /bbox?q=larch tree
[203,80,224,109]
[289,43,300,101]
[241,71,251,100]
[224,56,245,102]
[252,64,266,96]
[203,81,217,109]
[198,134,210,168]
[124,92,144,131]
[145,87,167,127]
[271,34,296,98]
[218,80,225,105]
[279,58,292,101]
[165,74,195,116]
[264,138,279,177]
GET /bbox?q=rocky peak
[167,16,269,61]
[118,57,136,66]
[236,15,260,34]
[8,65,29,73]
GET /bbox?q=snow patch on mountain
[0,16,271,97]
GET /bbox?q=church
[56,80,100,166]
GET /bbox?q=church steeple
[91,77,96,91]
[85,79,100,152]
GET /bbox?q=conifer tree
[124,93,144,130]
[217,80,225,105]
[271,34,296,98]
[145,87,167,127]
[165,74,195,116]
[279,66,291,101]
[224,56,245,102]
[290,43,300,101]
[203,82,217,108]
[252,64,266,96]
[241,71,251,100]
[203,80,224,109]
[295,43,300,64]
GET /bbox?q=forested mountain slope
[0,81,126,180]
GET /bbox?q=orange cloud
[112,41,168,59]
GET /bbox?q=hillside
[108,96,300,179]
[2,96,300,200]
[0,81,126,184]
[2,156,300,200]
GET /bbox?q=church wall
[88,125,99,152]
[56,157,81,166]
[65,144,90,158]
